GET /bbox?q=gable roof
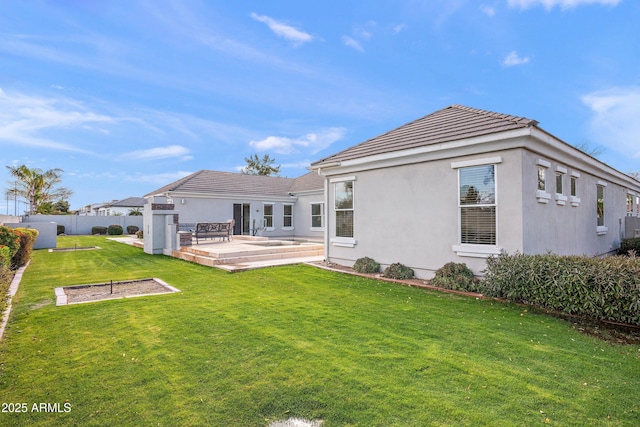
[109,197,147,208]
[146,170,323,198]
[311,104,538,167]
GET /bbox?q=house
[309,104,640,278]
[95,197,146,216]
[144,171,324,241]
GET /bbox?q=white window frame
[570,171,581,207]
[282,203,294,231]
[626,192,635,217]
[451,158,502,258]
[310,202,324,230]
[555,166,567,206]
[330,176,356,248]
[263,203,275,231]
[596,181,607,235]
[536,159,551,204]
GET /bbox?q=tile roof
[146,170,322,198]
[311,104,538,166]
[109,197,147,207]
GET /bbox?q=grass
[0,236,639,426]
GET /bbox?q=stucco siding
[521,149,632,256]
[325,149,526,278]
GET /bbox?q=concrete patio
[173,235,324,272]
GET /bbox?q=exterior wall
[292,192,325,241]
[521,147,639,256]
[166,196,299,239]
[323,148,526,278]
[23,215,143,235]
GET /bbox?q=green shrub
[353,257,380,274]
[0,245,10,269]
[0,263,12,317]
[0,226,20,264]
[57,224,65,235]
[92,226,108,235]
[618,238,640,256]
[383,262,414,280]
[108,224,124,235]
[483,252,640,326]
[126,225,140,235]
[430,262,480,292]
[12,228,38,268]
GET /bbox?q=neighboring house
[96,197,147,216]
[144,171,324,241]
[309,104,640,278]
[77,203,102,216]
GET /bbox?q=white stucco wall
[319,133,640,278]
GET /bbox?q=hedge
[108,224,124,235]
[92,226,108,235]
[430,262,481,293]
[353,257,380,274]
[483,252,640,326]
[126,225,140,235]
[11,228,39,268]
[383,263,415,280]
[618,238,640,256]
[0,226,20,262]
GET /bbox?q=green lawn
[0,236,639,426]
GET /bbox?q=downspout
[321,168,330,261]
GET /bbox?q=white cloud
[508,0,621,10]
[0,87,110,153]
[249,127,346,155]
[480,5,497,16]
[122,145,193,161]
[392,24,408,34]
[502,51,531,66]
[250,13,314,46]
[581,86,640,159]
[341,36,364,52]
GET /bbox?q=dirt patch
[56,278,179,305]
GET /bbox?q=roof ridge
[449,104,538,126]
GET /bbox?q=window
[536,159,551,203]
[555,173,563,194]
[627,194,635,216]
[570,176,577,197]
[596,184,605,229]
[311,203,324,228]
[283,204,293,228]
[569,171,581,207]
[335,181,354,238]
[459,165,496,245]
[263,204,274,228]
[637,196,640,216]
[538,166,546,191]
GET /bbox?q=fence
[22,215,143,235]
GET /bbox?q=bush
[57,224,65,235]
[383,262,414,280]
[0,226,20,264]
[430,262,480,292]
[0,246,10,269]
[0,263,13,317]
[483,252,640,326]
[135,230,144,239]
[108,224,124,235]
[12,228,39,268]
[126,225,140,235]
[618,238,640,256]
[353,257,380,274]
[92,226,108,235]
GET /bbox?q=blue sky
[1,0,638,211]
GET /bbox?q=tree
[241,154,281,176]
[6,165,73,215]
[128,207,143,216]
[573,140,606,158]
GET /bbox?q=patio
[114,235,324,272]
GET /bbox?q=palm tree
[6,165,73,214]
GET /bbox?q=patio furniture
[193,220,234,244]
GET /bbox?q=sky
[1,0,639,212]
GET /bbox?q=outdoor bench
[193,221,233,244]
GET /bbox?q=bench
[193,221,233,244]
